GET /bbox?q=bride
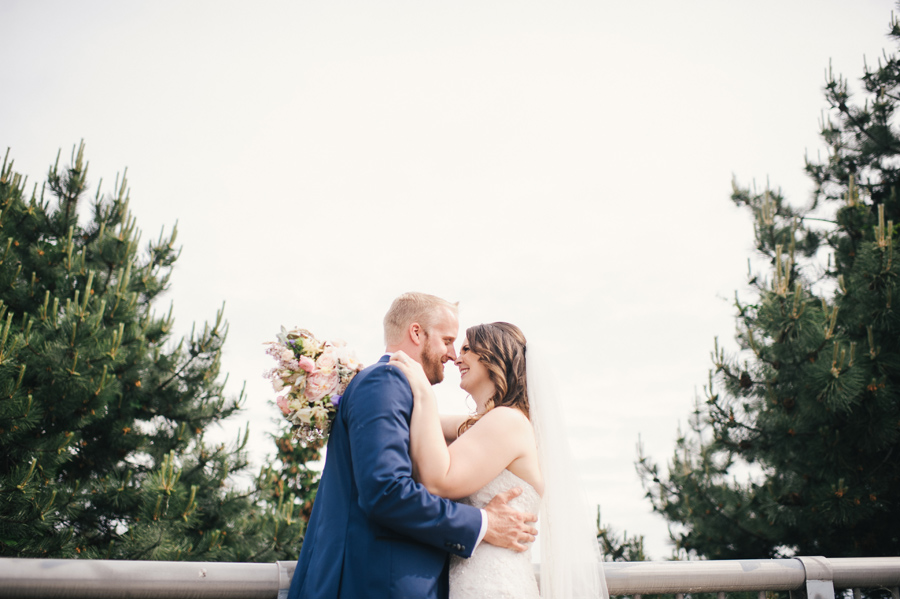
[389,322,609,599]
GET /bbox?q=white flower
[293,408,313,424]
[334,344,360,368]
[311,405,330,422]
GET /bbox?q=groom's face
[419,307,459,385]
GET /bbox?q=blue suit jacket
[288,355,483,599]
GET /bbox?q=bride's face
[454,338,493,402]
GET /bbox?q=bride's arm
[389,351,531,500]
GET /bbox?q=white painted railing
[0,556,898,598]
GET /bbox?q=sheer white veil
[526,341,609,599]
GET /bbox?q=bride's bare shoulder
[478,406,533,432]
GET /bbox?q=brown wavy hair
[459,322,529,434]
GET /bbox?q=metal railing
[0,556,898,598]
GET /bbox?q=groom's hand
[483,487,538,552]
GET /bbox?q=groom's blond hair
[383,292,458,346]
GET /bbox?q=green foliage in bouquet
[0,143,306,560]
[639,12,900,560]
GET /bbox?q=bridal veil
[526,342,610,599]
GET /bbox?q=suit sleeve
[346,364,483,557]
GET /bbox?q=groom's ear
[408,323,423,346]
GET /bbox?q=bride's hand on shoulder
[389,351,431,397]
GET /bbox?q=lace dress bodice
[450,469,541,599]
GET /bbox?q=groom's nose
[444,345,457,362]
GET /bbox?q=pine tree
[252,428,323,558]
[597,508,648,562]
[265,430,323,526]
[0,143,305,560]
[638,12,900,559]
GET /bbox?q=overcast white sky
[3,0,897,559]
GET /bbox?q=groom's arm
[347,365,483,558]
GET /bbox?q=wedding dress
[449,469,541,599]
[444,340,609,599]
[463,341,607,599]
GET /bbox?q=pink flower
[305,369,339,403]
[297,355,315,373]
[316,350,337,372]
[276,395,291,416]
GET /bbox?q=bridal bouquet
[265,327,364,442]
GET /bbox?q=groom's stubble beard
[420,332,445,385]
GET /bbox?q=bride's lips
[459,367,469,377]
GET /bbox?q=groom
[288,292,537,599]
